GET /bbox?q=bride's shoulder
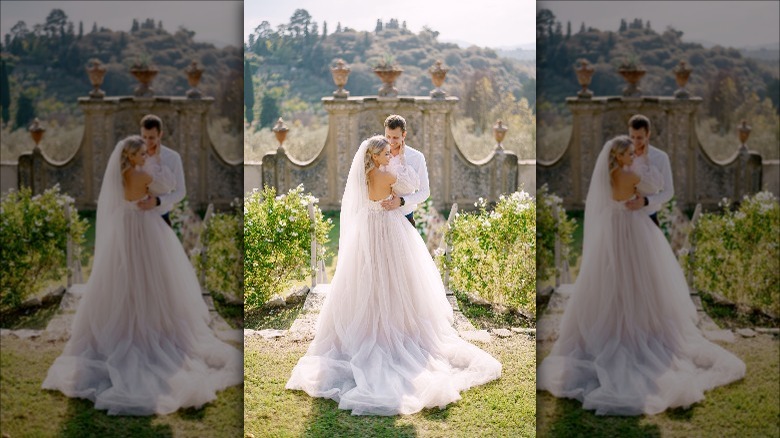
[611,167,639,183]
[125,167,152,184]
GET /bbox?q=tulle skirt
[538,204,745,415]
[42,204,242,415]
[286,203,501,415]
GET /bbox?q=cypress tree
[0,60,10,125]
[244,59,255,124]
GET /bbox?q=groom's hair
[384,114,406,132]
[140,114,163,133]
[628,114,651,132]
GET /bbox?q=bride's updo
[364,135,390,179]
[608,135,633,174]
[120,135,146,174]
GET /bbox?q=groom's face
[385,127,405,156]
[628,127,650,156]
[141,127,163,156]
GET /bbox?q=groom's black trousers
[162,212,173,228]
[649,212,660,228]
[405,212,416,228]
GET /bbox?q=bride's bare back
[367,168,397,201]
[123,168,152,201]
[610,167,640,202]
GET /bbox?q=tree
[131,19,139,32]
[566,21,571,39]
[78,20,83,38]
[619,19,627,32]
[259,92,280,129]
[91,22,97,33]
[322,21,328,39]
[335,22,342,33]
[14,92,35,131]
[0,60,11,125]
[244,59,255,124]
[375,19,383,34]
[289,9,312,38]
[44,9,68,39]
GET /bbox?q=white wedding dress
[42,140,242,416]
[286,140,501,416]
[537,139,745,416]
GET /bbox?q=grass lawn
[0,336,243,437]
[537,334,780,437]
[244,334,536,437]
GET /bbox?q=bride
[286,135,501,416]
[538,135,745,416]
[42,135,242,416]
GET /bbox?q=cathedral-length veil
[286,139,501,416]
[42,138,242,416]
[538,139,745,416]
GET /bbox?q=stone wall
[538,96,765,210]
[15,96,241,211]
[252,96,520,211]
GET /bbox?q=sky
[244,0,537,50]
[540,1,780,49]
[0,1,243,48]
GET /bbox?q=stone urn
[673,60,693,99]
[618,64,646,97]
[373,65,403,97]
[428,60,449,99]
[574,59,594,99]
[272,118,289,149]
[493,120,508,150]
[86,59,107,99]
[184,61,204,99]
[738,120,752,150]
[130,63,159,97]
[330,59,351,98]
[28,118,45,149]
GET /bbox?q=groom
[136,114,186,227]
[380,114,430,227]
[625,114,674,227]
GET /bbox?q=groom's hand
[381,195,402,210]
[137,196,157,211]
[626,196,646,211]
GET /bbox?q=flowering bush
[438,191,536,315]
[657,197,694,255]
[191,201,243,304]
[169,197,204,255]
[244,185,332,309]
[535,184,576,283]
[683,192,779,317]
[0,185,88,312]
[414,197,447,254]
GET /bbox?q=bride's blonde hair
[120,135,146,174]
[608,135,633,174]
[364,135,390,180]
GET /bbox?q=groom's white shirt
[392,145,430,217]
[150,145,186,215]
[642,144,673,216]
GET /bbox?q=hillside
[244,11,536,131]
[1,10,243,132]
[536,10,780,123]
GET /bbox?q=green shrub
[684,191,780,317]
[192,201,243,304]
[0,185,87,312]
[438,191,536,315]
[535,184,576,283]
[243,185,332,309]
